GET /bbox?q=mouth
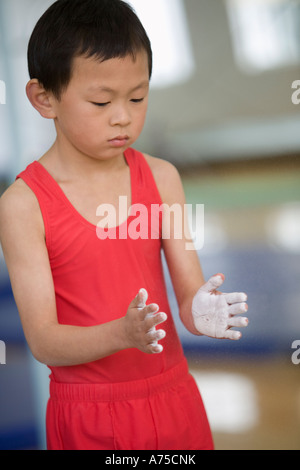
[108,135,130,147]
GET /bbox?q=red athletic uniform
[17,148,213,450]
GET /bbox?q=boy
[0,0,248,450]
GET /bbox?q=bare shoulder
[1,178,39,212]
[142,153,184,203]
[0,178,44,237]
[143,153,180,181]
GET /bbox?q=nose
[109,104,131,127]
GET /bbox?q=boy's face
[50,51,150,162]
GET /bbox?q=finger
[146,336,164,354]
[228,316,249,328]
[137,303,159,323]
[145,311,168,329]
[148,328,166,342]
[200,274,225,293]
[151,343,164,354]
[146,331,166,354]
[223,292,248,304]
[224,329,242,341]
[143,303,159,318]
[136,288,148,309]
[228,302,248,316]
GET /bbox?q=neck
[40,137,128,182]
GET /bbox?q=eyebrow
[88,81,149,94]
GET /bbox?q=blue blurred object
[0,259,39,449]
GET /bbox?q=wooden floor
[187,355,300,450]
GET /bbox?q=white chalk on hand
[192,274,249,341]
[137,289,165,353]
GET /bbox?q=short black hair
[28,0,152,100]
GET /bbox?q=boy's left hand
[192,274,248,340]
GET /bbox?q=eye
[130,98,144,103]
[91,102,110,107]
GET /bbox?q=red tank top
[17,148,184,384]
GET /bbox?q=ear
[26,79,57,119]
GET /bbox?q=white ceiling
[136,0,300,166]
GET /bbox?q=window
[226,0,300,73]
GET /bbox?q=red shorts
[46,359,214,450]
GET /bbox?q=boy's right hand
[124,289,167,354]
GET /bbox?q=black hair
[28,0,152,99]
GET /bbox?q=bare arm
[146,156,205,335]
[0,180,166,366]
[147,155,249,339]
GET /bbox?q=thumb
[200,274,225,293]
[132,288,148,309]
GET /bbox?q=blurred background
[0,0,300,450]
